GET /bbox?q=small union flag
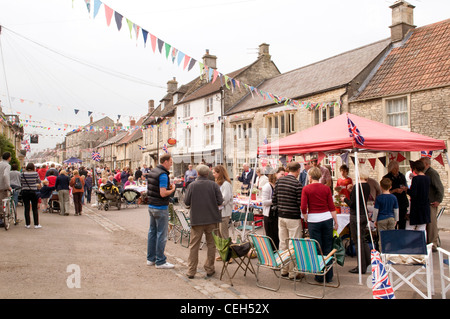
[92,151,101,162]
[371,249,395,299]
[421,151,433,158]
[162,144,168,153]
[347,116,365,146]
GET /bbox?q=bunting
[74,0,342,111]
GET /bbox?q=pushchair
[47,191,61,214]
[97,183,122,211]
[122,188,141,208]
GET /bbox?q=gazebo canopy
[258,113,447,156]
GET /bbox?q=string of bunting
[75,0,341,111]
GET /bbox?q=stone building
[65,116,115,164]
[225,38,391,181]
[349,1,450,207]
[172,44,280,177]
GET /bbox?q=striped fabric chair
[249,233,293,291]
[289,237,340,299]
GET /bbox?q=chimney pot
[258,43,270,58]
[148,99,155,114]
[167,77,178,93]
[202,49,217,70]
[389,1,415,42]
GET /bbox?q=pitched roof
[226,38,391,115]
[117,117,145,145]
[96,131,128,148]
[352,19,450,101]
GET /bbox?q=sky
[0,0,449,155]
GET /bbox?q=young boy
[373,178,399,248]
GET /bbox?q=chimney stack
[389,1,416,43]
[167,77,178,93]
[202,49,217,70]
[258,43,270,59]
[148,99,154,114]
[130,119,136,127]
[90,116,93,124]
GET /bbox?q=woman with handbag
[20,163,42,229]
[212,165,233,243]
[261,167,285,250]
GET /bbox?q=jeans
[308,218,334,282]
[147,207,169,266]
[22,189,39,226]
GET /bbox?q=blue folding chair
[380,230,434,299]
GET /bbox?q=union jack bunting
[92,151,101,162]
[421,151,433,158]
[162,144,168,153]
[371,249,395,299]
[138,144,146,150]
[347,116,365,146]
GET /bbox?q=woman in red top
[335,164,353,199]
[301,166,338,283]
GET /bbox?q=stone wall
[349,85,450,211]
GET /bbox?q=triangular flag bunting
[368,158,377,169]
[434,153,445,167]
[93,0,101,19]
[164,43,171,59]
[378,156,387,167]
[142,29,148,47]
[187,58,196,71]
[126,19,133,38]
[396,152,406,163]
[150,34,157,52]
[114,11,123,31]
[157,38,164,53]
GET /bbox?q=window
[183,104,190,118]
[288,113,295,133]
[247,122,252,138]
[314,104,337,124]
[204,124,214,146]
[280,114,285,134]
[205,97,213,114]
[185,128,191,148]
[386,97,408,127]
[149,128,154,145]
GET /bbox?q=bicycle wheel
[10,200,18,225]
[3,205,10,230]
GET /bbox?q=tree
[0,134,20,169]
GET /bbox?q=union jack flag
[162,144,168,153]
[421,151,433,158]
[347,116,365,146]
[371,249,395,299]
[92,151,101,162]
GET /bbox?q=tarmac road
[1,199,449,302]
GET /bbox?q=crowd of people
[145,154,445,284]
[0,151,445,283]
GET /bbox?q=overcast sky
[0,0,449,155]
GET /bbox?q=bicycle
[1,190,18,231]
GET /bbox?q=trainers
[34,225,42,229]
[25,225,30,229]
[146,260,156,266]
[156,262,174,269]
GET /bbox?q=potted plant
[251,188,258,200]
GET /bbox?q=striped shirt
[20,171,41,191]
[272,174,302,219]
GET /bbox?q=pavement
[1,200,450,306]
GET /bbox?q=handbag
[230,241,251,257]
[333,230,346,266]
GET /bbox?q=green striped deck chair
[249,233,293,291]
[289,238,340,299]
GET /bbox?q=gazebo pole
[354,150,363,285]
[241,157,258,240]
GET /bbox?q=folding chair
[248,233,293,292]
[231,210,262,242]
[212,229,255,286]
[175,209,191,248]
[437,247,450,299]
[380,230,434,299]
[289,238,340,299]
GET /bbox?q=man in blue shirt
[146,154,176,269]
[184,164,197,189]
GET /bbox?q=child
[373,178,399,248]
[38,180,54,213]
[335,164,353,200]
